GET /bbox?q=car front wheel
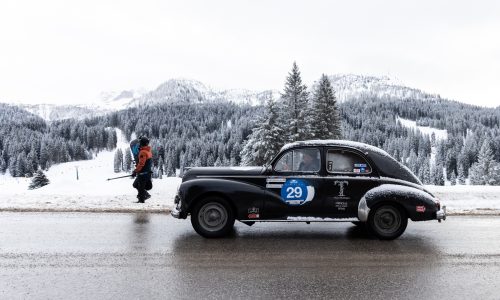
[367,204,408,240]
[191,197,235,238]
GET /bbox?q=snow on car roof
[280,140,391,157]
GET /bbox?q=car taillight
[435,198,441,210]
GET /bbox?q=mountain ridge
[5,74,476,121]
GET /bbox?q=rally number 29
[286,186,303,199]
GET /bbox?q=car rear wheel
[367,204,407,240]
[191,197,235,238]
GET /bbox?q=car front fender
[179,178,264,219]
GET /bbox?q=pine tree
[16,152,27,177]
[107,130,117,150]
[469,140,497,185]
[281,62,310,142]
[457,164,466,185]
[39,141,50,170]
[450,171,457,185]
[310,74,341,139]
[1,150,8,173]
[113,149,123,173]
[179,151,186,177]
[431,163,445,186]
[456,153,467,184]
[29,169,50,190]
[0,154,6,174]
[418,156,431,184]
[166,159,175,177]
[240,95,285,166]
[8,155,17,177]
[26,149,38,176]
[157,156,164,178]
[407,150,418,175]
[124,150,132,172]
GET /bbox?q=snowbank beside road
[426,185,500,215]
[0,175,181,213]
[1,179,499,214]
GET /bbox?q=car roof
[281,140,392,157]
[279,140,422,185]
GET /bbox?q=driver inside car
[298,150,319,172]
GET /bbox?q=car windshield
[274,148,320,172]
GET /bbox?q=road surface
[1,213,499,299]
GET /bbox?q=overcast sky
[0,0,499,107]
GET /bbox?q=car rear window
[326,149,372,174]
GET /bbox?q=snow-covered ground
[0,128,499,215]
[426,185,500,215]
[396,116,448,140]
[1,174,499,215]
[0,129,181,212]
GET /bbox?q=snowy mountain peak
[327,73,439,102]
[131,78,275,107]
[97,88,147,110]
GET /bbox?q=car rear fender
[358,184,439,221]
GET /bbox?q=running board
[239,217,359,223]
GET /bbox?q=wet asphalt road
[1,213,500,300]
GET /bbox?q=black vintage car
[171,140,446,240]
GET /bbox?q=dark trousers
[133,176,152,200]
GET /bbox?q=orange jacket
[134,146,153,173]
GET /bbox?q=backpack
[130,138,141,164]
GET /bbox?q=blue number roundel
[280,179,309,206]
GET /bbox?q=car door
[322,148,380,218]
[263,147,324,219]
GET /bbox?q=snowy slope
[396,116,448,175]
[0,128,181,212]
[396,116,448,141]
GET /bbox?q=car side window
[274,148,320,172]
[326,149,372,174]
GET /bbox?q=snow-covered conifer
[280,62,310,141]
[113,149,123,173]
[310,74,341,139]
[469,140,498,185]
[29,169,50,190]
[124,150,132,172]
[240,94,285,166]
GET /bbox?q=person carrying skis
[131,136,153,203]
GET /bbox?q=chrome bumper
[171,206,181,218]
[436,205,446,222]
[171,194,182,218]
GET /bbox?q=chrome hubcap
[198,202,227,232]
[374,207,401,235]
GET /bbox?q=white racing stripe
[266,184,283,189]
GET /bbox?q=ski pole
[106,172,153,181]
[106,175,133,181]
